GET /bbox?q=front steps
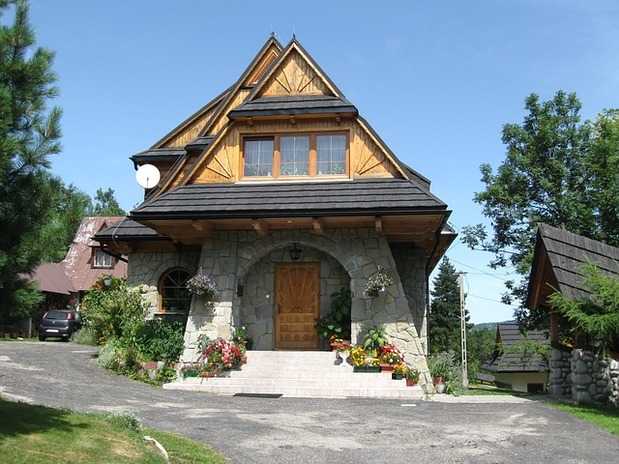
[164,351,426,399]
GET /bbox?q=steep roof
[130,178,447,220]
[484,321,549,373]
[62,217,128,291]
[527,223,619,307]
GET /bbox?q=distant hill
[472,322,502,332]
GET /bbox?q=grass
[548,400,619,436]
[0,398,225,464]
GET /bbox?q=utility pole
[457,272,469,388]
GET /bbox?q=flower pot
[380,364,395,372]
[433,376,444,385]
[392,373,404,380]
[353,366,381,373]
[435,382,446,394]
[406,378,418,387]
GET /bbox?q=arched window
[158,268,192,324]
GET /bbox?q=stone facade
[127,249,201,318]
[549,347,619,407]
[176,229,430,383]
[239,247,349,350]
[126,228,432,386]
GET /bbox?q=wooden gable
[161,38,412,190]
[257,48,333,97]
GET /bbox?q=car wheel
[38,335,45,341]
[62,336,70,342]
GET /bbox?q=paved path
[1,342,617,464]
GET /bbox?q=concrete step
[167,350,425,399]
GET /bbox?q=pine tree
[0,0,62,321]
[429,257,470,354]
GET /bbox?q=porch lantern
[288,243,303,261]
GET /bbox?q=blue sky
[27,1,619,323]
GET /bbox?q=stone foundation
[550,347,619,407]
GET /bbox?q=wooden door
[275,263,320,350]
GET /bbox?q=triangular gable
[160,37,416,191]
[248,39,342,100]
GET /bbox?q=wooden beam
[375,216,383,235]
[312,218,324,235]
[252,220,268,236]
[191,220,204,232]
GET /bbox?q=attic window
[280,135,309,176]
[244,138,274,176]
[93,248,114,269]
[317,134,346,175]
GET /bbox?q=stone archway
[237,244,350,350]
[181,228,432,386]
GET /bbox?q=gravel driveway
[1,341,617,464]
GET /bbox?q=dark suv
[38,310,82,341]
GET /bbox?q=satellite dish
[136,164,161,189]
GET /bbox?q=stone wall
[127,249,200,318]
[239,247,349,350]
[550,347,619,407]
[549,347,571,396]
[176,228,431,386]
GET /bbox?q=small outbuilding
[483,321,549,393]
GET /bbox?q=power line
[449,258,517,282]
[468,293,520,309]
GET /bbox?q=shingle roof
[530,223,619,303]
[484,321,549,373]
[185,135,216,152]
[130,148,186,164]
[228,95,357,119]
[95,218,167,241]
[129,178,447,220]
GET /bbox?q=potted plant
[405,368,420,387]
[392,362,408,380]
[428,352,453,393]
[232,326,253,351]
[364,266,394,298]
[186,267,217,301]
[379,344,402,372]
[363,325,387,358]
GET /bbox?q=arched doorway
[238,245,350,350]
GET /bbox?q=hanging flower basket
[364,266,394,298]
[186,267,217,300]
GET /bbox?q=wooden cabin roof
[129,178,446,220]
[527,223,619,308]
[483,321,549,373]
[96,218,166,242]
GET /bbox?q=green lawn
[548,401,619,436]
[0,399,225,464]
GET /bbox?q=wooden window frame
[240,130,350,181]
[92,248,114,269]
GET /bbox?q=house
[95,36,456,387]
[483,321,549,393]
[30,216,128,309]
[527,223,619,404]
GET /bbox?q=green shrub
[133,319,184,363]
[428,351,464,394]
[363,325,387,355]
[96,339,124,370]
[315,287,351,341]
[81,277,148,344]
[71,327,97,346]
[103,413,142,433]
